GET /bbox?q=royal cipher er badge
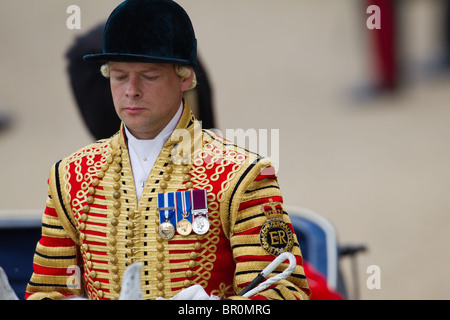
[259,199,294,256]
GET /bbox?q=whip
[238,252,297,298]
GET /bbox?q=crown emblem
[259,199,293,256]
[260,199,284,220]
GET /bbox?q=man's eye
[143,75,159,81]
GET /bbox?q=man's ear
[180,66,195,92]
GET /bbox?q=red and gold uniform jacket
[25,104,310,300]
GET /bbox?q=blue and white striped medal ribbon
[157,192,176,240]
[175,191,193,236]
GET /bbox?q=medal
[158,221,175,240]
[177,218,192,236]
[157,192,176,240]
[191,189,209,235]
[175,190,192,236]
[192,216,209,235]
[158,190,208,238]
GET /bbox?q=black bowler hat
[83,0,197,66]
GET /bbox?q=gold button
[127,222,135,229]
[113,173,121,181]
[101,164,109,172]
[184,280,191,288]
[82,205,90,213]
[80,213,88,221]
[186,270,194,278]
[163,173,171,181]
[166,166,173,173]
[82,244,89,252]
[157,273,164,281]
[157,291,165,298]
[86,261,93,269]
[97,290,104,298]
[90,271,97,278]
[110,227,118,236]
[113,182,120,190]
[109,247,117,254]
[110,218,118,226]
[126,240,135,247]
[113,201,121,209]
[94,281,101,289]
[126,249,133,256]
[156,263,164,271]
[86,196,94,204]
[110,141,118,150]
[186,182,194,189]
[160,181,168,189]
[183,174,191,182]
[113,191,121,199]
[79,233,86,241]
[182,166,190,174]
[157,253,165,261]
[156,243,164,252]
[107,157,114,164]
[157,282,164,290]
[112,274,120,282]
[109,237,117,245]
[110,256,118,264]
[189,260,196,268]
[88,187,95,195]
[113,209,120,217]
[126,230,134,238]
[92,178,100,186]
[190,252,198,260]
[79,223,86,230]
[85,252,92,260]
[111,266,119,274]
[98,171,105,178]
[114,165,122,173]
[114,156,122,163]
[113,284,121,292]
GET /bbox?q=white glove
[0,267,19,300]
[157,285,220,300]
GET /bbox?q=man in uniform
[25,0,310,300]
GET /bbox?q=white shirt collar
[124,102,183,201]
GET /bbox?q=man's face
[109,62,193,139]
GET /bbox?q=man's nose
[125,76,142,98]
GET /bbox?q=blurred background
[0,0,449,299]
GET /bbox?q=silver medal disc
[158,221,175,240]
[192,216,210,235]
